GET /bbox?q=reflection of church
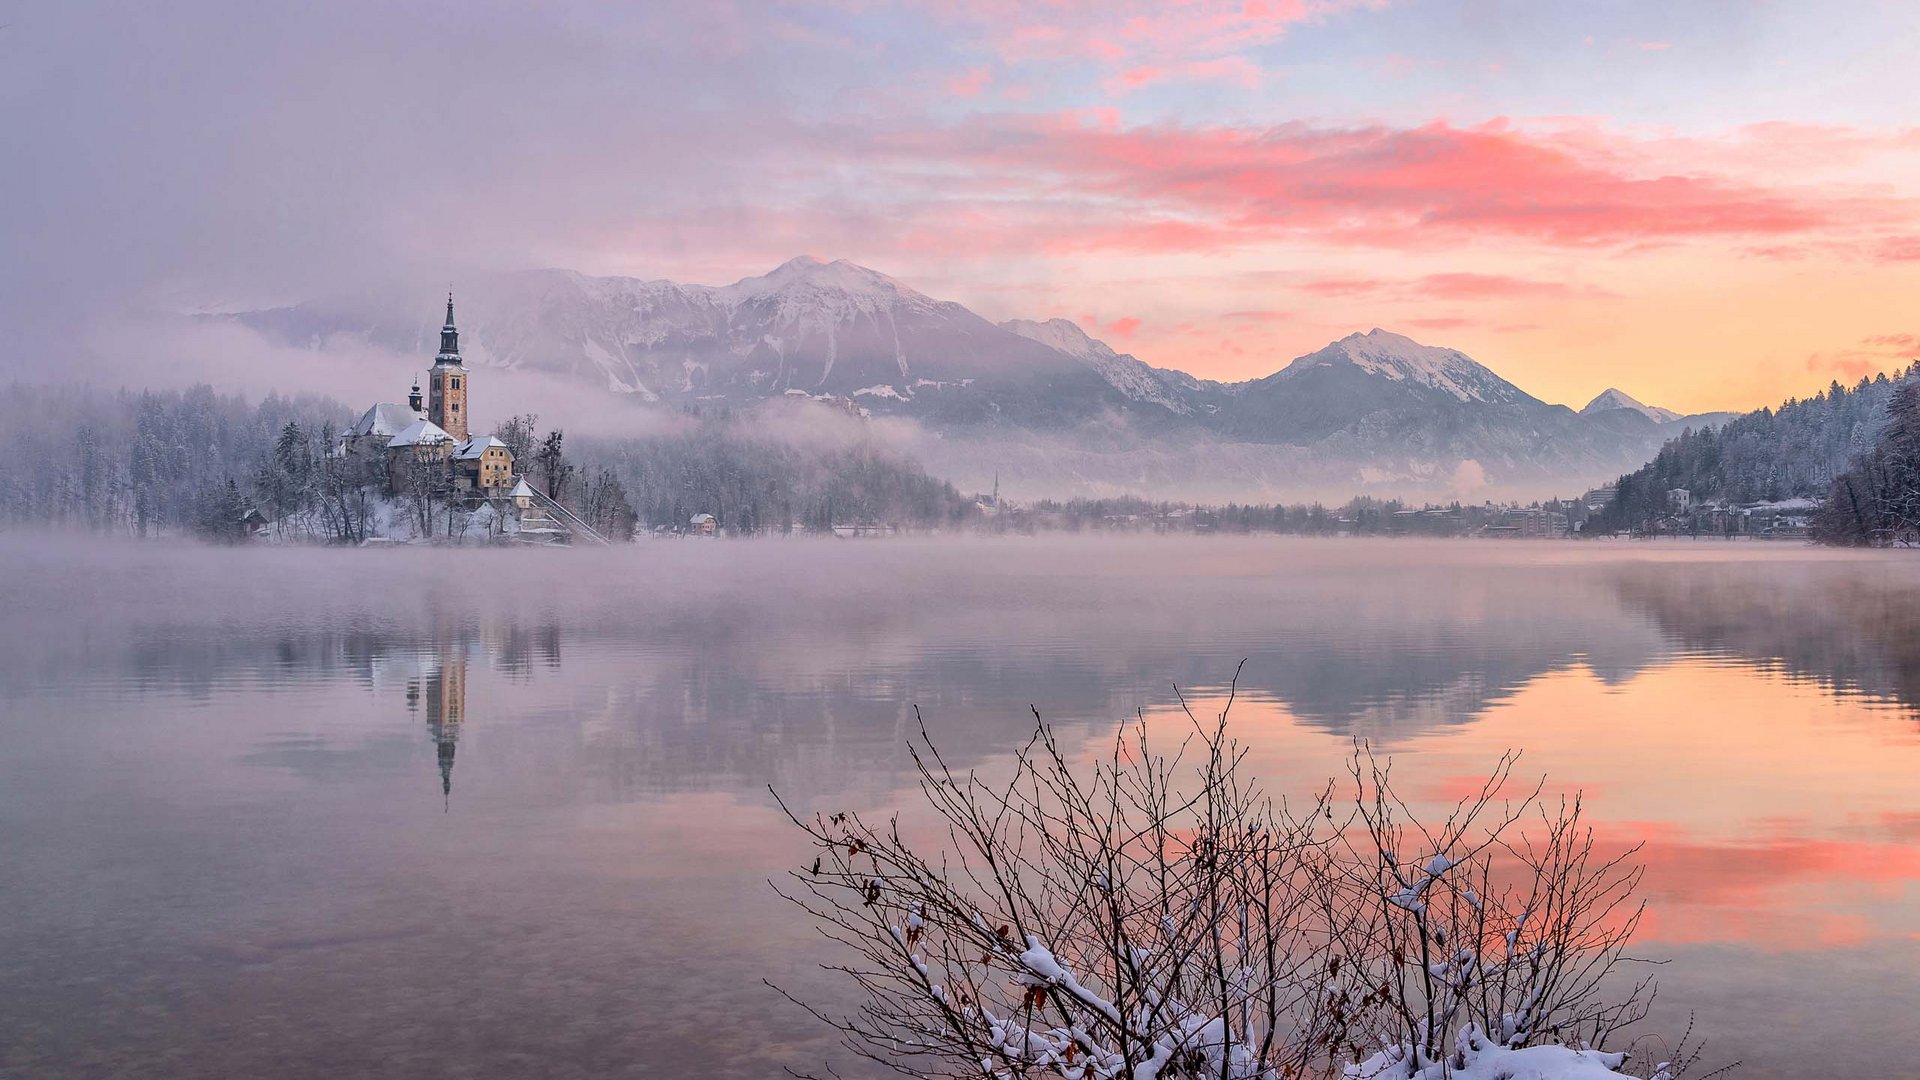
[407,650,468,807]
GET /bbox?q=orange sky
[13,3,1920,412]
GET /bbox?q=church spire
[438,291,461,360]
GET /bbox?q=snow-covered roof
[508,478,537,498]
[690,512,716,524]
[388,418,455,448]
[454,435,511,460]
[350,402,423,438]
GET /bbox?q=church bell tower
[427,293,469,440]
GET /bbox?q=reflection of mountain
[14,544,1730,808]
[1611,560,1920,715]
[42,544,1920,814]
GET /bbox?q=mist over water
[3,537,1918,1078]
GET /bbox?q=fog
[1,2,910,380]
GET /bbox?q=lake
[2,537,1917,1079]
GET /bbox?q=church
[340,296,523,498]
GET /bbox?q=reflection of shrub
[774,676,1724,1079]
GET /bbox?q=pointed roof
[437,292,463,363]
[508,478,537,499]
[388,418,455,448]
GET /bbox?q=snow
[452,435,508,460]
[852,384,907,400]
[1581,387,1682,423]
[386,418,454,447]
[349,402,424,438]
[1289,328,1520,404]
[1002,317,1201,414]
[1346,1033,1635,1079]
[717,255,919,303]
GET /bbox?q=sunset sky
[8,1,1920,412]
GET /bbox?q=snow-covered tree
[775,684,1716,1079]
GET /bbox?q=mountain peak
[724,256,922,303]
[1581,387,1680,423]
[1582,387,1646,414]
[1292,328,1526,404]
[1001,317,1117,362]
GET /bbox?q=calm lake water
[3,537,1918,1079]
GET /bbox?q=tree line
[0,383,976,542]
[0,382,345,539]
[1814,373,1920,544]
[573,420,978,534]
[1588,366,1913,534]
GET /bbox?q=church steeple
[438,292,461,360]
[427,293,470,439]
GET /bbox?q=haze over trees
[575,417,977,535]
[0,382,343,538]
[1589,366,1912,534]
[0,383,976,542]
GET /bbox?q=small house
[453,435,515,492]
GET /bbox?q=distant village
[969,482,1818,540]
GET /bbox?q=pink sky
[10,1,1920,412]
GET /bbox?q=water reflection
[2,538,1917,1080]
[1612,558,1920,714]
[410,648,466,806]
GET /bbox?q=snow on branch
[770,682,1730,1080]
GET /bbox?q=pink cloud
[1298,273,1589,300]
[880,114,1907,253]
[948,0,1378,65]
[1077,313,1143,339]
[1637,40,1673,51]
[1298,277,1379,297]
[1877,236,1920,261]
[946,66,992,98]
[1102,55,1264,95]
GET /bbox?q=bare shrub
[772,681,1701,1080]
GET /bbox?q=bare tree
[774,681,1708,1080]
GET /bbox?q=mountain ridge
[226,258,1735,499]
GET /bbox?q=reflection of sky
[3,538,1919,1078]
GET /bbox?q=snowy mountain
[1580,388,1682,424]
[1276,329,1535,405]
[228,259,1734,498]
[1000,317,1219,416]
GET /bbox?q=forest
[1814,374,1920,544]
[1587,365,1915,534]
[0,383,978,542]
